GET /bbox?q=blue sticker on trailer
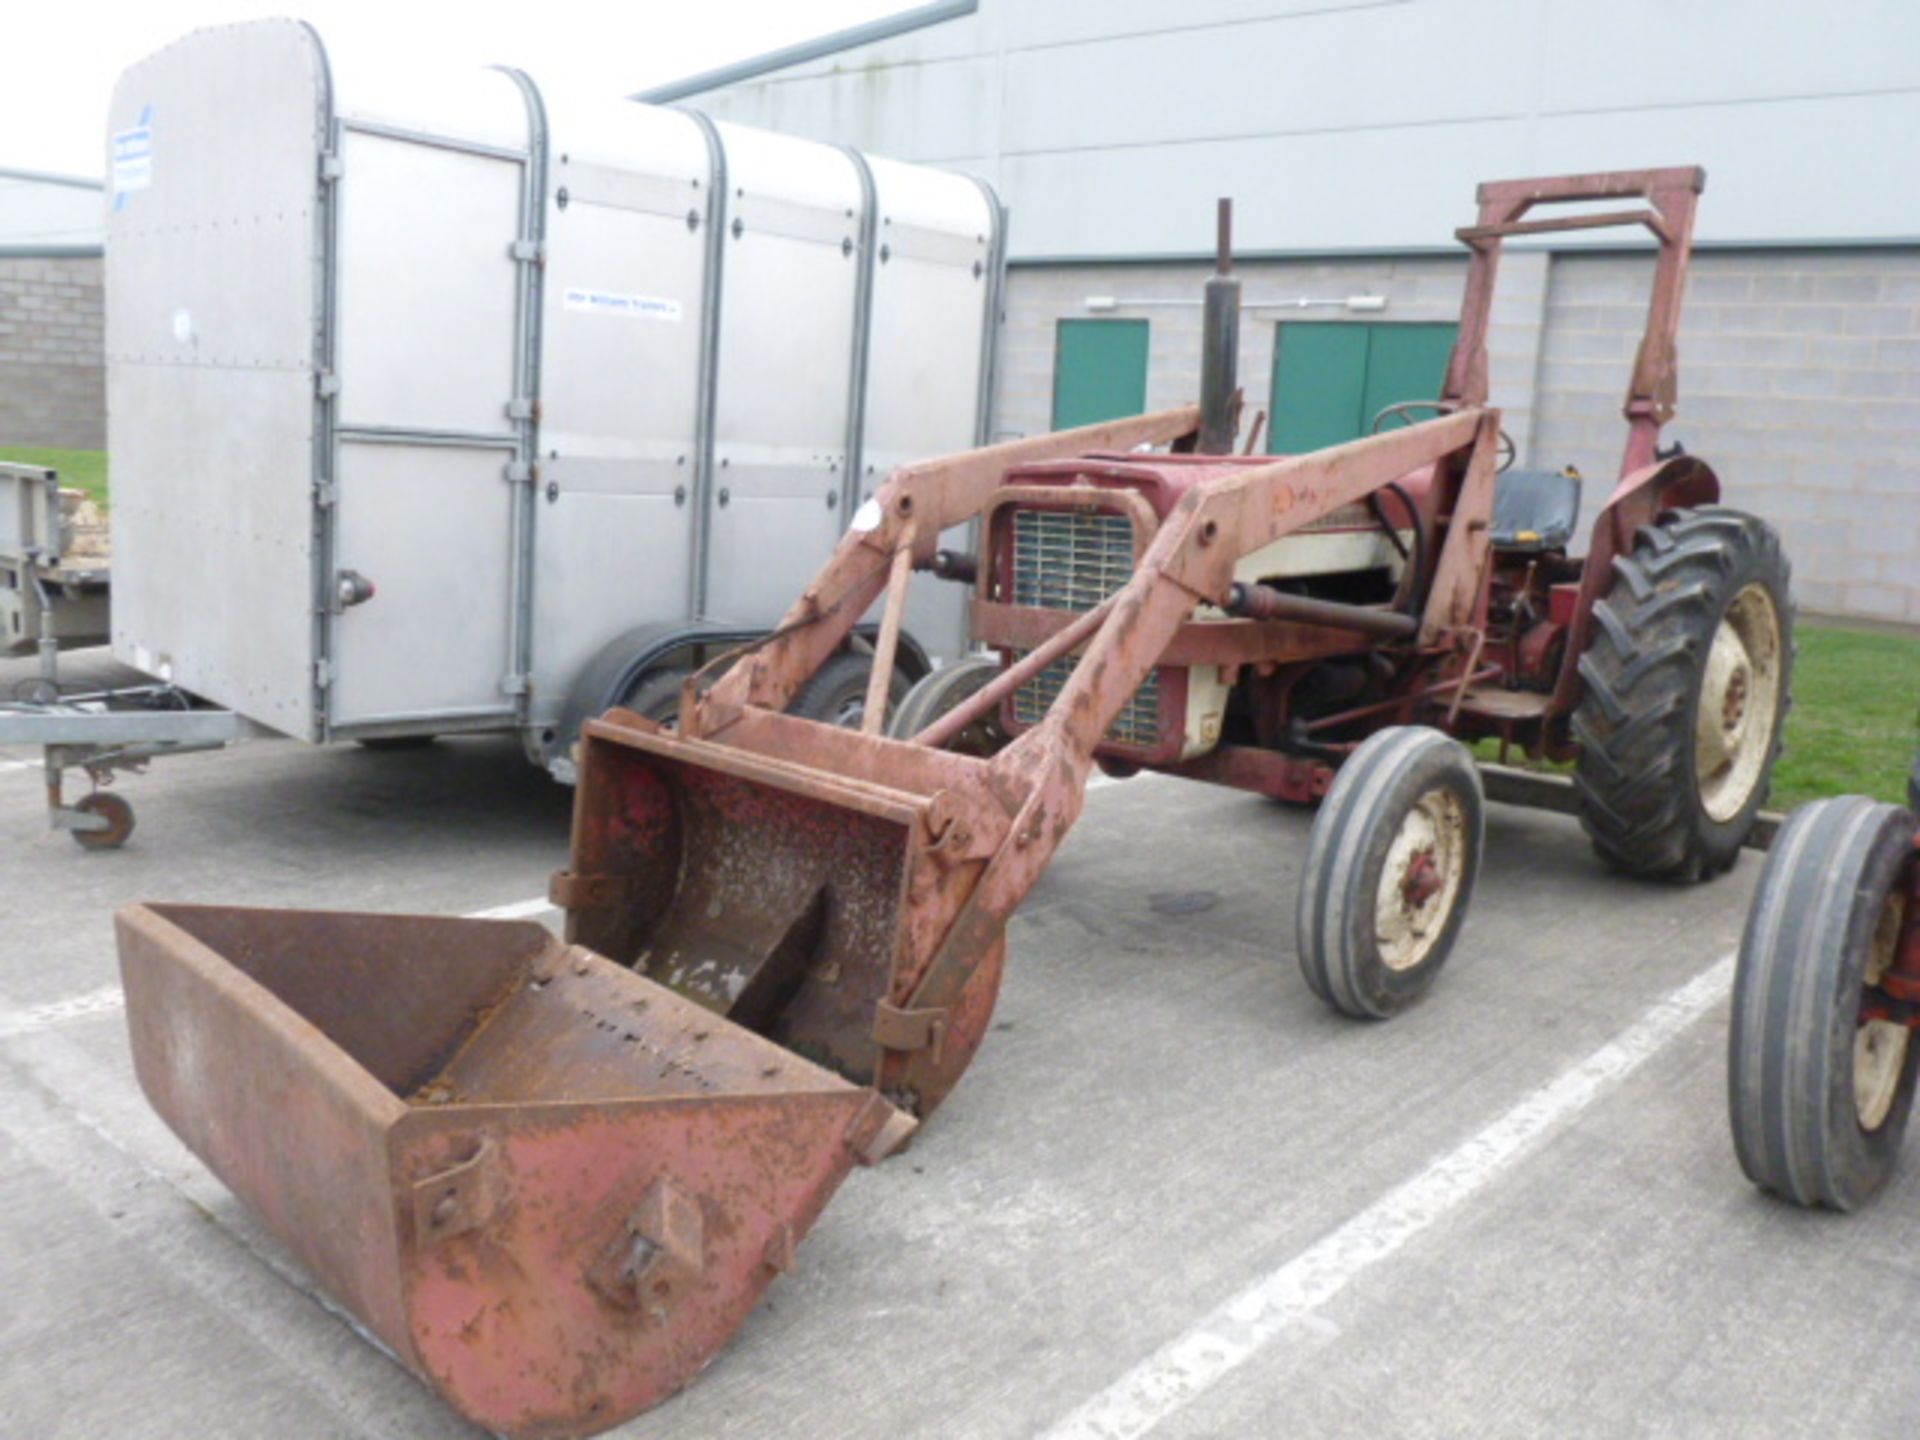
[112,105,153,210]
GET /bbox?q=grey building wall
[0,255,107,449]
[663,0,1920,627]
[1534,248,1920,625]
[1002,246,1920,626]
[666,0,1920,259]
[0,168,104,247]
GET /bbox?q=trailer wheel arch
[544,621,932,775]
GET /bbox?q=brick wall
[0,254,105,449]
[1001,246,1920,627]
[1530,248,1920,625]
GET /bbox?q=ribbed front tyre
[1728,796,1919,1210]
[1296,727,1485,1019]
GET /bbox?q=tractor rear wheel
[1296,726,1485,1019]
[1728,796,1919,1210]
[1572,506,1792,881]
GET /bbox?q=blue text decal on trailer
[562,287,682,322]
[112,104,154,209]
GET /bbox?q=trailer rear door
[326,85,536,731]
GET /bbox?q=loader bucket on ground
[117,902,911,1439]
[555,712,1011,1120]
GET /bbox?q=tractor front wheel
[1728,796,1919,1210]
[1573,506,1792,881]
[887,657,1009,755]
[1295,727,1485,1019]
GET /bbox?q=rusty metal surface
[1443,167,1703,442]
[1162,746,1335,804]
[563,714,1004,1116]
[117,902,901,1438]
[690,406,1204,733]
[1425,168,1719,730]
[972,597,1368,667]
[1544,453,1720,720]
[1220,583,1418,640]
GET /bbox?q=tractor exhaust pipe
[1198,197,1241,455]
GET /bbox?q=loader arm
[691,406,1204,732]
[588,407,1499,1090]
[886,409,1500,1026]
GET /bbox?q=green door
[1053,319,1149,430]
[1269,321,1458,453]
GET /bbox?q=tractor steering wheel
[1369,399,1516,473]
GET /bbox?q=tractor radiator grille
[1010,652,1163,748]
[1009,508,1136,611]
[1006,505,1160,748]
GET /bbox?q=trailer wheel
[887,657,1008,755]
[1573,506,1792,882]
[71,790,135,851]
[790,653,909,731]
[1296,727,1485,1019]
[1729,796,1919,1210]
[618,667,692,727]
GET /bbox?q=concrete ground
[4,649,1917,1439]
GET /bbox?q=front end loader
[117,166,1793,1435]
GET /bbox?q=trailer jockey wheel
[1729,796,1920,1211]
[790,652,910,732]
[71,790,135,852]
[887,657,1009,756]
[1295,727,1485,1019]
[1572,506,1792,882]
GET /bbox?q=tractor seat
[1490,467,1582,553]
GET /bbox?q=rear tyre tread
[1573,505,1793,882]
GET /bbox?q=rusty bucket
[118,902,913,1439]
[554,710,1013,1120]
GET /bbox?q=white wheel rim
[1694,582,1783,823]
[1373,787,1469,973]
[1856,889,1910,1133]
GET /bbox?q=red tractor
[884,164,1792,1016]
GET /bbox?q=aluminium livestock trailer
[0,19,1003,844]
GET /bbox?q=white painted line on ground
[463,895,557,921]
[1038,953,1738,1440]
[0,1005,441,1438]
[0,757,40,774]
[0,983,127,1038]
[0,899,560,1038]
[0,774,1135,1037]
